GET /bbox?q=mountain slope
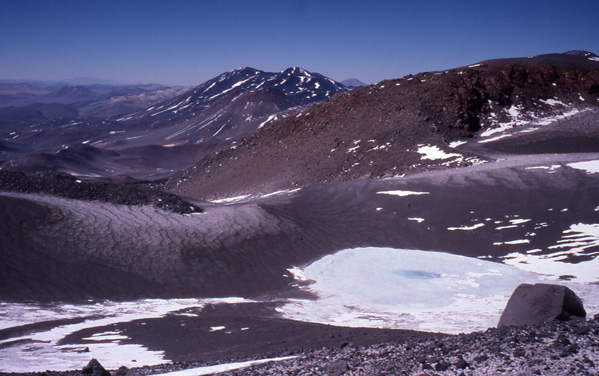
[112,67,347,132]
[167,52,599,200]
[88,67,347,157]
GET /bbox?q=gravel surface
[220,315,599,375]
[9,315,598,376]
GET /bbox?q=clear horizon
[1,0,598,87]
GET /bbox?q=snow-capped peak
[281,67,310,77]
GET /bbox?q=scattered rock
[434,361,451,371]
[498,284,586,327]
[513,348,526,357]
[573,325,591,335]
[325,360,348,376]
[454,357,468,369]
[81,358,111,376]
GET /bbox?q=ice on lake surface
[279,247,599,334]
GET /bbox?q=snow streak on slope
[478,99,592,143]
[151,356,297,376]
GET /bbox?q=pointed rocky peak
[281,67,310,76]
[225,67,263,77]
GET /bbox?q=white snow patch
[449,141,467,148]
[377,190,430,197]
[258,114,277,129]
[493,239,531,246]
[204,82,216,91]
[83,331,129,342]
[417,145,461,160]
[508,105,522,118]
[212,123,227,137]
[447,223,485,231]
[208,194,252,204]
[479,103,589,143]
[503,241,599,284]
[496,225,518,230]
[478,134,513,143]
[568,160,599,174]
[526,165,562,173]
[287,266,308,282]
[259,188,301,199]
[546,223,599,258]
[509,219,532,225]
[480,123,514,138]
[539,98,565,106]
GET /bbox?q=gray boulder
[81,358,111,376]
[498,283,586,327]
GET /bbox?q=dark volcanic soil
[59,302,440,364]
[0,171,201,214]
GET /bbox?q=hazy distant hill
[341,78,367,87]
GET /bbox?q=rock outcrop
[81,359,110,376]
[498,283,586,327]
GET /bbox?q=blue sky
[1,0,598,86]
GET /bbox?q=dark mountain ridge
[167,52,599,200]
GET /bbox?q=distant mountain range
[0,77,124,87]
[341,78,367,87]
[0,82,190,116]
[0,67,349,181]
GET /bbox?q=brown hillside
[167,53,599,200]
